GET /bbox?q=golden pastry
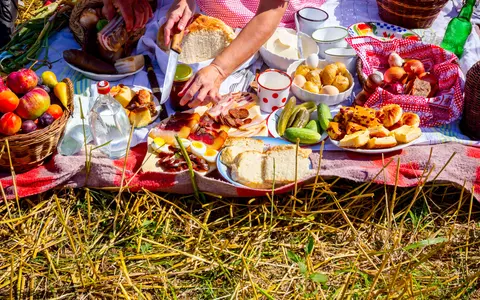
[381,104,403,127]
[401,112,420,127]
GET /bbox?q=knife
[160,27,186,106]
[144,55,169,120]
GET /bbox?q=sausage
[63,49,117,74]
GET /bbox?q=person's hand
[164,0,196,46]
[102,0,153,32]
[179,64,227,108]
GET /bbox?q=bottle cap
[174,64,193,82]
[97,81,111,94]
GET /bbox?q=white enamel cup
[257,69,292,113]
[296,7,329,37]
[311,26,349,58]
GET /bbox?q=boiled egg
[202,148,218,164]
[190,141,207,157]
[173,138,191,149]
[305,53,319,69]
[151,137,165,153]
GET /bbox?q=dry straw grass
[0,174,478,299]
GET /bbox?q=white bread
[368,125,391,138]
[157,14,235,64]
[391,125,422,143]
[366,136,397,149]
[220,137,264,166]
[263,145,312,184]
[339,130,370,148]
[230,151,268,189]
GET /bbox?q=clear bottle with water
[88,81,131,159]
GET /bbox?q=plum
[21,120,37,133]
[38,112,54,127]
[38,84,51,93]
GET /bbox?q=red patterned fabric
[196,0,326,29]
[347,36,464,127]
[0,143,478,202]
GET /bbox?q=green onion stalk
[0,1,74,74]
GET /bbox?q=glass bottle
[440,0,475,58]
[170,64,193,111]
[89,81,131,159]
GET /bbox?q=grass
[0,177,478,299]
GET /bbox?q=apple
[6,69,38,95]
[0,112,22,136]
[15,88,50,120]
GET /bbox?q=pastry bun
[381,104,403,127]
[401,112,420,128]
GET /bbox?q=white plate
[330,137,420,154]
[266,107,329,151]
[129,85,161,127]
[65,61,143,81]
[217,136,299,188]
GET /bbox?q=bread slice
[230,151,268,189]
[391,125,422,143]
[220,137,264,166]
[368,125,391,138]
[263,145,312,184]
[338,130,370,148]
[366,136,397,149]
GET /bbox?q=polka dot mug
[257,69,292,113]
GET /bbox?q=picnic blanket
[1,0,479,200]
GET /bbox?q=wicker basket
[69,0,104,45]
[0,78,74,172]
[460,61,480,140]
[376,0,448,29]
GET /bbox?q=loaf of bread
[157,14,235,64]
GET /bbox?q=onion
[384,67,407,84]
[404,59,425,77]
[388,52,404,67]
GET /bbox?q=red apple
[15,88,50,120]
[0,88,20,113]
[6,69,38,95]
[0,112,22,136]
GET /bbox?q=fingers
[177,8,191,31]
[118,3,135,31]
[102,0,116,20]
[164,12,181,46]
[179,77,200,106]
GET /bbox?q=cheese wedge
[391,125,422,143]
[339,130,370,148]
[368,125,391,138]
[366,136,398,149]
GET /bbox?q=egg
[157,144,173,154]
[320,85,340,95]
[202,148,218,163]
[305,54,319,69]
[190,141,207,157]
[173,138,191,149]
[293,75,307,88]
[151,137,166,153]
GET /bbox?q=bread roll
[401,112,420,127]
[381,104,403,127]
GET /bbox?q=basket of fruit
[347,36,463,127]
[0,69,74,172]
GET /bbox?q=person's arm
[213,0,288,78]
[180,0,288,106]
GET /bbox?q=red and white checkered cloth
[347,36,464,127]
[196,0,326,28]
